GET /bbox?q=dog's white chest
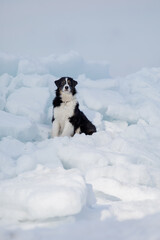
[54,99,77,132]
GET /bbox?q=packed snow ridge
[0,53,160,239]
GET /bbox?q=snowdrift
[0,52,110,79]
[0,54,160,239]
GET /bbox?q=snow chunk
[0,166,87,221]
[0,110,38,141]
[0,138,63,179]
[6,87,50,122]
[16,139,63,175]
[57,133,109,173]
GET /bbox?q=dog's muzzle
[63,84,70,92]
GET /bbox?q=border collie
[51,77,96,137]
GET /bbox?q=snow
[0,52,110,79]
[6,87,50,122]
[0,54,160,239]
[0,111,38,142]
[0,166,87,221]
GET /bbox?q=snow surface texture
[0,54,160,239]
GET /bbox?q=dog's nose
[65,86,69,90]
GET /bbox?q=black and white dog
[51,77,96,137]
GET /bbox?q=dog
[51,77,96,137]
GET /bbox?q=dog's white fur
[51,92,77,137]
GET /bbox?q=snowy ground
[0,54,160,239]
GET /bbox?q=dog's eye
[68,79,71,85]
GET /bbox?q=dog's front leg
[61,121,74,137]
[51,120,60,137]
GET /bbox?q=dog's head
[55,77,78,95]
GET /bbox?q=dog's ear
[54,79,61,87]
[73,79,78,87]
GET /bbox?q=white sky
[0,0,160,77]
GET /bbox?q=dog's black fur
[52,77,96,136]
[69,102,96,135]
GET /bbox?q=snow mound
[0,52,110,79]
[77,68,160,126]
[0,138,63,179]
[0,110,38,141]
[6,87,50,122]
[0,166,87,221]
